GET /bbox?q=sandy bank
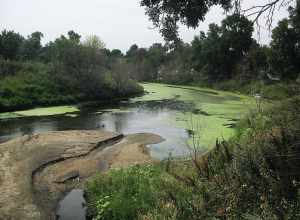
[0,130,164,220]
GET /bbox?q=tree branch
[241,0,294,30]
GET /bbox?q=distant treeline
[1,4,299,111]
[121,8,300,87]
[0,31,143,112]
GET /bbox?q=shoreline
[0,90,145,114]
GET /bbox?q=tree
[0,30,24,60]
[146,43,166,80]
[191,14,254,81]
[110,49,123,58]
[126,44,139,57]
[83,35,106,50]
[159,42,194,83]
[20,31,44,60]
[141,0,231,42]
[125,45,150,81]
[236,43,269,81]
[290,0,300,31]
[270,1,300,79]
[124,43,167,81]
[40,31,107,96]
[221,14,254,57]
[194,23,225,81]
[220,14,254,78]
[141,0,295,42]
[67,30,81,43]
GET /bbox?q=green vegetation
[0,31,143,112]
[141,0,232,43]
[0,106,79,119]
[86,165,168,220]
[86,95,300,220]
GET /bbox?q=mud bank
[0,130,164,220]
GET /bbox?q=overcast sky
[1,0,292,52]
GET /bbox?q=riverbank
[0,92,146,119]
[189,79,300,100]
[0,130,164,220]
[0,89,144,114]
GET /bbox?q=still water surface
[0,102,190,159]
[0,83,252,159]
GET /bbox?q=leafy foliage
[83,35,106,50]
[0,30,143,112]
[270,2,300,79]
[141,0,295,44]
[0,30,24,60]
[191,14,254,81]
[140,0,232,42]
[19,32,43,60]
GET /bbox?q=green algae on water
[136,83,255,151]
[0,106,79,119]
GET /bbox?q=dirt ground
[0,130,164,220]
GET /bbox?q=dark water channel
[57,189,86,220]
[0,100,191,159]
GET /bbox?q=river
[0,83,253,159]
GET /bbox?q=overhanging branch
[241,0,294,29]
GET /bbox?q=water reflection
[0,103,190,159]
[57,189,86,220]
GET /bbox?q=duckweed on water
[135,83,255,150]
[0,106,79,119]
[0,83,254,153]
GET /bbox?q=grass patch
[86,164,174,220]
